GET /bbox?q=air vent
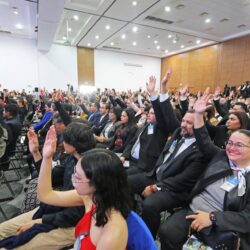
[220,18,229,23]
[175,4,185,9]
[0,29,11,34]
[238,24,247,28]
[102,46,121,50]
[200,12,209,17]
[145,16,174,24]
[205,27,213,31]
[188,40,193,44]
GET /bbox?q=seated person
[0,114,8,160]
[37,127,133,250]
[92,103,109,136]
[159,89,250,250]
[95,107,122,148]
[0,122,95,250]
[108,108,137,153]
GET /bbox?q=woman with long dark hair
[37,126,133,250]
[108,108,137,153]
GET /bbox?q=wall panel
[161,34,250,92]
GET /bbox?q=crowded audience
[0,73,250,250]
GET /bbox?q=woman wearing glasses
[159,88,250,250]
[37,126,133,250]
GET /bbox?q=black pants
[158,207,192,250]
[142,190,185,239]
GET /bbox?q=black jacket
[190,126,250,250]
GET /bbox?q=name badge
[147,125,154,135]
[169,140,177,154]
[220,175,239,192]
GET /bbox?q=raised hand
[160,68,171,93]
[180,84,189,97]
[43,126,57,159]
[214,86,221,97]
[27,129,39,154]
[146,75,157,96]
[193,87,212,114]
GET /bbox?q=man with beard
[128,70,205,239]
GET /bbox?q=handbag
[196,228,240,250]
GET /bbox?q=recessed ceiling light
[165,50,169,53]
[68,28,72,32]
[132,1,137,6]
[73,15,79,21]
[110,42,114,46]
[173,40,177,44]
[95,35,99,39]
[196,40,201,44]
[132,41,137,46]
[121,34,126,39]
[62,36,67,40]
[87,43,91,47]
[132,26,138,32]
[15,23,23,29]
[105,25,111,30]
[205,18,211,23]
[12,7,18,14]
[154,40,158,44]
[147,35,151,38]
[168,34,172,38]
[156,45,160,50]
[181,45,185,48]
[165,6,171,12]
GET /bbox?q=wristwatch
[209,211,217,227]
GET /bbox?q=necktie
[156,138,185,181]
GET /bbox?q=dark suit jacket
[92,113,109,135]
[147,97,204,198]
[121,98,169,172]
[148,128,204,197]
[88,111,101,127]
[190,125,250,250]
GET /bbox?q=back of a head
[62,122,95,154]
[4,104,19,117]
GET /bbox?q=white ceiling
[1,0,250,57]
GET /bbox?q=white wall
[0,34,161,92]
[94,50,161,91]
[0,34,78,92]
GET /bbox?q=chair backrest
[126,211,157,250]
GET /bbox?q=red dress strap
[75,205,96,250]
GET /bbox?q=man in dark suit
[87,102,101,127]
[120,79,169,175]
[128,71,205,239]
[92,103,110,135]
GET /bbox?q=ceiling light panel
[65,0,114,15]
[136,0,250,41]
[104,0,158,21]
[55,10,99,46]
[78,17,126,48]
[98,23,213,58]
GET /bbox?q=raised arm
[37,125,83,207]
[193,88,220,159]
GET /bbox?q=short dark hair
[80,149,132,227]
[4,104,19,117]
[233,102,247,113]
[62,122,95,153]
[237,129,250,139]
